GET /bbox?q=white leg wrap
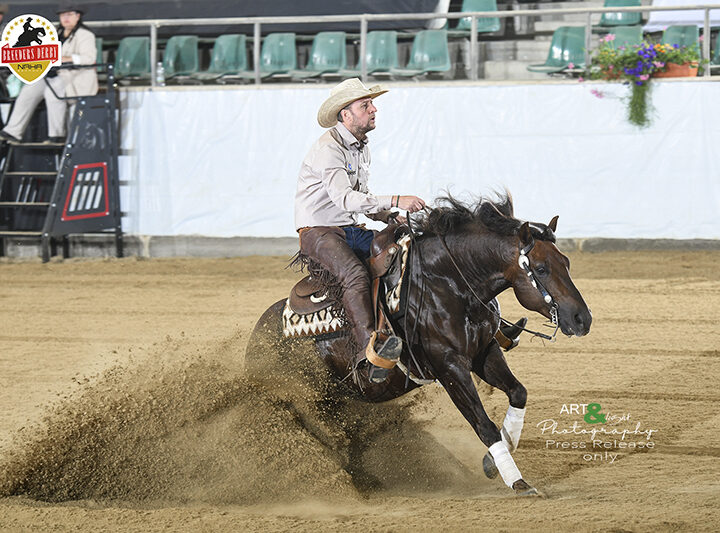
[501,405,526,452]
[488,441,522,488]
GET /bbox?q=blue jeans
[343,226,375,261]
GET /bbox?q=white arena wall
[118,79,720,243]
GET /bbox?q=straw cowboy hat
[317,78,388,128]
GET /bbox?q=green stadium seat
[599,0,642,27]
[605,25,643,49]
[456,0,501,33]
[260,33,297,78]
[527,26,586,73]
[392,29,451,77]
[342,31,399,77]
[163,35,199,80]
[114,36,151,80]
[662,24,700,56]
[95,37,103,65]
[293,32,347,79]
[193,34,250,82]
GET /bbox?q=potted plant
[587,35,701,127]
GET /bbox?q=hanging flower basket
[586,37,702,127]
[652,62,699,78]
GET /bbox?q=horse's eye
[535,265,548,276]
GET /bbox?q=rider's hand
[397,195,425,213]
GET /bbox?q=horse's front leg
[434,354,537,496]
[472,339,536,494]
[473,339,527,453]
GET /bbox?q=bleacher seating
[114,36,151,81]
[392,29,451,77]
[605,25,643,49]
[599,0,642,28]
[662,25,700,55]
[293,32,347,80]
[90,1,720,86]
[163,35,200,82]
[527,26,586,74]
[193,34,251,82]
[456,0,501,33]
[260,33,297,79]
[341,31,399,78]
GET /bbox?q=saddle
[284,223,409,338]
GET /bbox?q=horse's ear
[519,222,534,248]
[548,215,559,233]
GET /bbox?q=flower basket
[586,38,702,127]
[652,62,699,78]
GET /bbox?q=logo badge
[0,15,61,84]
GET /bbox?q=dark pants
[299,225,375,352]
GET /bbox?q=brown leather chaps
[299,226,374,353]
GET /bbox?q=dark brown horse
[247,194,591,496]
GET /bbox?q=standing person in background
[0,4,10,36]
[0,2,97,144]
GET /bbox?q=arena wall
[117,79,720,244]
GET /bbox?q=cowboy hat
[56,2,85,14]
[317,78,388,128]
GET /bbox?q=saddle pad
[282,298,347,338]
[282,233,412,339]
[385,234,411,314]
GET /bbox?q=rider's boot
[363,331,403,384]
[495,317,528,351]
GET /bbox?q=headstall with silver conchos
[518,242,560,338]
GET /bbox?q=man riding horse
[294,79,526,384]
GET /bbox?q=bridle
[517,241,560,339]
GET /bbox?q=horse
[13,25,46,48]
[246,193,592,496]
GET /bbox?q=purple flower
[568,62,575,69]
[590,89,605,99]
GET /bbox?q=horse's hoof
[512,479,542,497]
[482,452,498,479]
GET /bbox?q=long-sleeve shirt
[294,122,393,230]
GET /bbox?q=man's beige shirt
[295,122,392,230]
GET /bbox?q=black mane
[417,193,556,242]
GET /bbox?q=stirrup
[364,332,403,384]
[368,364,389,384]
[496,317,528,352]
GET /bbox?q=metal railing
[84,4,720,85]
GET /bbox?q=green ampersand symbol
[584,403,606,424]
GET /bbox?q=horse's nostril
[573,313,584,327]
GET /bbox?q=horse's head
[507,217,592,337]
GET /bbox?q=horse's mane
[417,192,556,242]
